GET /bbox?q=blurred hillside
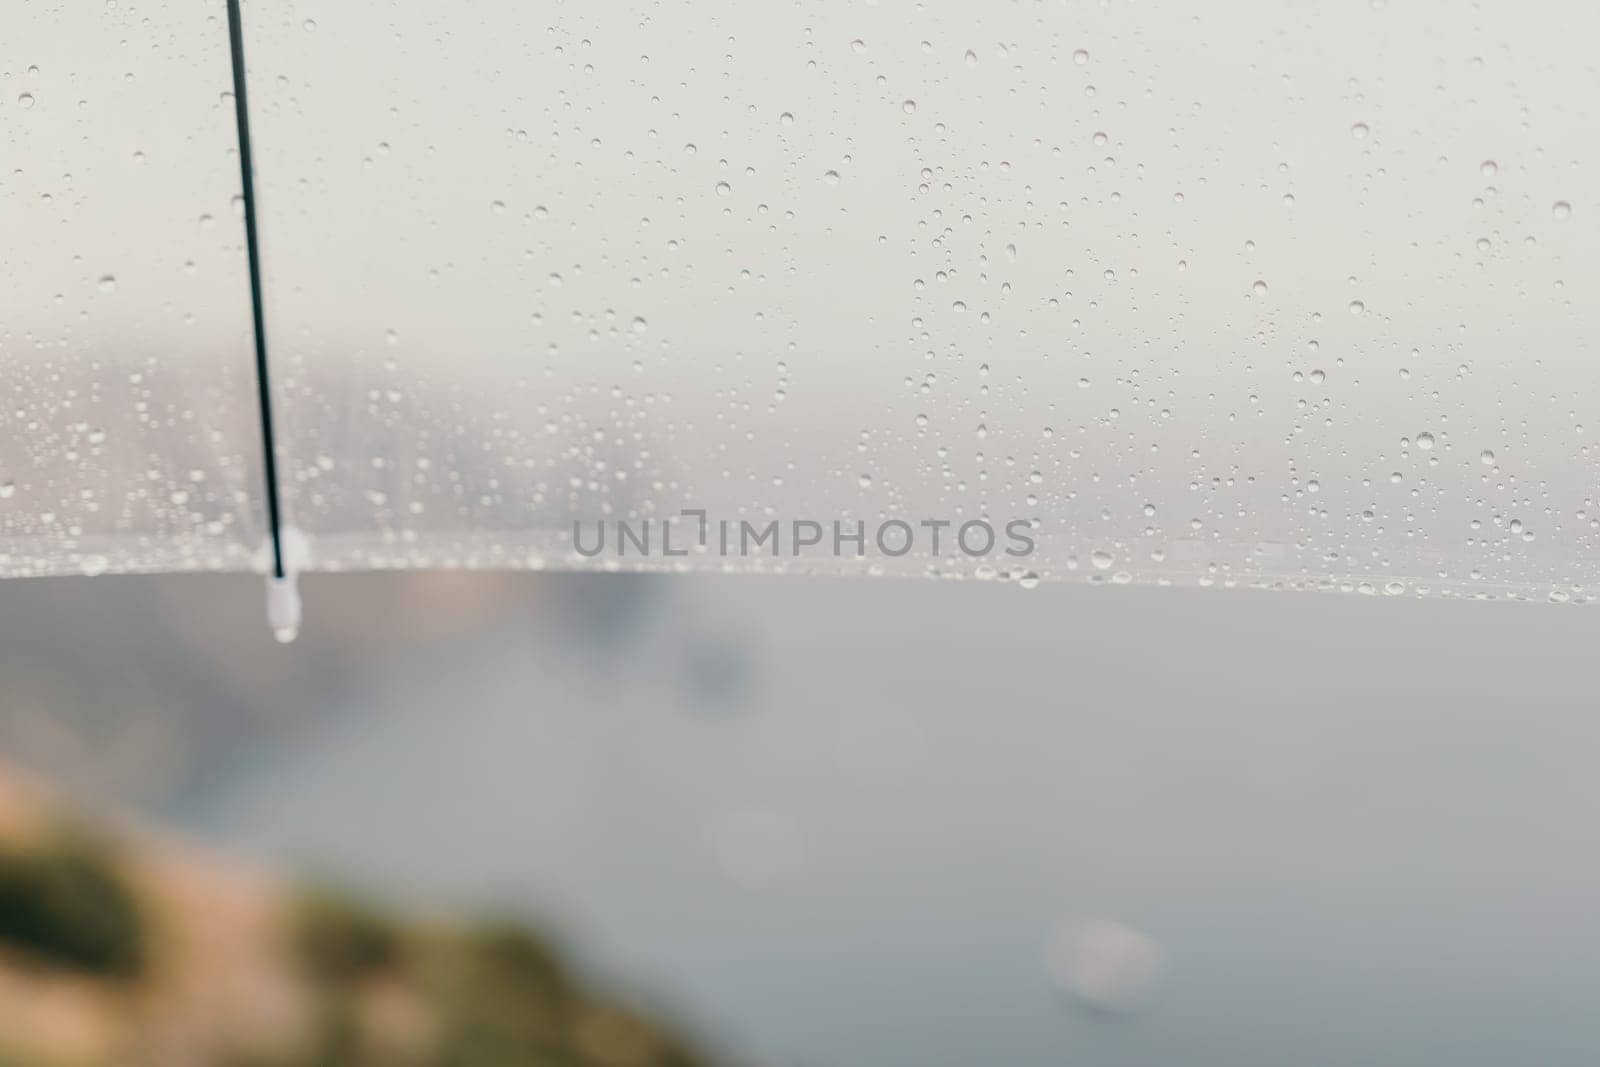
[0,765,716,1067]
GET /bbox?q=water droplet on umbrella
[902,99,917,114]
[1552,200,1572,219]
[98,275,116,292]
[1480,449,1495,465]
[1480,160,1497,177]
[1350,121,1370,139]
[1045,918,1166,1015]
[1091,549,1114,570]
[1416,431,1435,450]
[1072,49,1089,65]
[715,180,731,197]
[1348,299,1365,315]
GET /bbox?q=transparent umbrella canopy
[3,2,266,578]
[5,0,1599,632]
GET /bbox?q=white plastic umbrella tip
[266,573,301,644]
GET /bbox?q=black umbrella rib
[224,0,286,579]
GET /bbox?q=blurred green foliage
[284,892,713,1067]
[295,891,402,982]
[0,831,143,977]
